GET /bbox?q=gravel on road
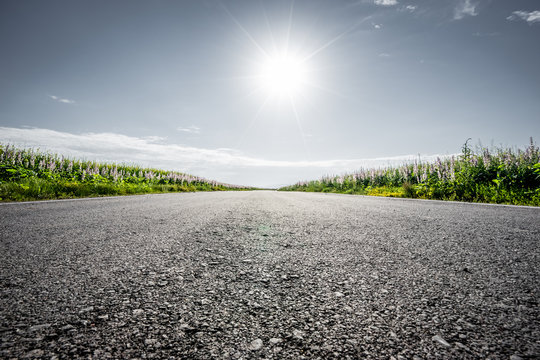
[1,191,539,359]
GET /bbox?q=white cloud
[472,31,499,37]
[49,95,75,104]
[405,5,417,12]
[374,0,398,6]
[507,10,540,24]
[373,23,382,29]
[0,126,453,184]
[378,53,391,57]
[177,125,201,134]
[454,0,478,20]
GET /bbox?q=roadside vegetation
[280,139,540,206]
[0,144,251,202]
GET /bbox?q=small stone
[179,323,196,332]
[510,356,523,360]
[293,329,305,340]
[158,281,168,287]
[249,338,263,350]
[79,306,94,314]
[201,298,211,305]
[132,309,144,316]
[242,259,253,263]
[145,338,157,345]
[269,337,282,344]
[97,315,109,320]
[432,335,451,347]
[29,324,51,332]
[24,349,44,358]
[334,291,345,297]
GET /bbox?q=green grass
[280,138,540,206]
[0,144,251,202]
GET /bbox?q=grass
[0,144,252,202]
[279,138,540,206]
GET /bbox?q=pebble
[23,349,44,358]
[432,335,451,347]
[132,309,144,316]
[145,338,157,345]
[249,338,263,350]
[29,324,51,332]
[334,291,345,297]
[269,337,282,344]
[293,329,305,340]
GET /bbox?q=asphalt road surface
[1,191,539,359]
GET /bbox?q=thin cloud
[405,5,417,12]
[454,0,478,20]
[49,95,75,104]
[0,127,452,172]
[177,125,201,134]
[374,0,398,6]
[507,10,540,24]
[473,32,499,37]
[378,53,391,57]
[373,23,382,29]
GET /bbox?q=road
[1,191,539,359]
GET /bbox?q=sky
[1,0,539,188]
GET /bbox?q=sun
[258,52,309,97]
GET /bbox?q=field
[3,140,539,205]
[0,144,250,201]
[279,139,540,206]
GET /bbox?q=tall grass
[279,138,540,206]
[0,144,251,201]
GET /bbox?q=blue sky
[1,0,539,187]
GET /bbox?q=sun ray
[285,0,295,53]
[289,96,311,160]
[303,80,347,99]
[261,2,278,55]
[235,94,272,149]
[220,2,269,58]
[302,15,372,62]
